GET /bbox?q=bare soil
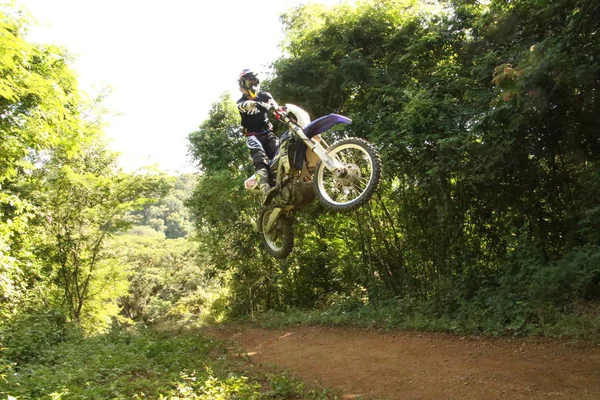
[206,325,600,400]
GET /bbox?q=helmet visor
[242,77,259,89]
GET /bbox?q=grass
[0,327,337,399]
[2,301,597,399]
[233,299,600,342]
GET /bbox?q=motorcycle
[244,103,382,258]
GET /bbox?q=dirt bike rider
[237,68,280,204]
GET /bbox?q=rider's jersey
[237,92,277,135]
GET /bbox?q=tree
[32,137,169,326]
[1,5,84,319]
[267,0,600,321]
[188,92,249,174]
[133,174,196,238]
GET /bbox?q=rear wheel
[258,207,294,259]
[313,138,381,211]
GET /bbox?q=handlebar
[270,105,290,122]
[269,102,310,132]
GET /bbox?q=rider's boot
[256,168,278,206]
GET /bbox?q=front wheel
[258,207,294,259]
[313,138,381,211]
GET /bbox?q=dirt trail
[206,325,600,400]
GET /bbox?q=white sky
[15,0,341,173]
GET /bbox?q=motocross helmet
[238,69,260,98]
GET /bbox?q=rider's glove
[257,101,273,110]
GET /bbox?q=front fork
[265,207,282,233]
[292,125,344,172]
[277,113,345,172]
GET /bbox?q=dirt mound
[207,325,600,400]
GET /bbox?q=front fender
[304,114,352,139]
[284,104,311,128]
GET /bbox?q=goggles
[241,77,259,89]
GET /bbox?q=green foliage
[0,1,182,370]
[264,372,334,399]
[0,329,336,399]
[0,3,84,323]
[132,174,196,238]
[109,232,227,326]
[0,304,72,364]
[27,138,170,328]
[186,0,600,339]
[0,6,82,183]
[188,92,249,174]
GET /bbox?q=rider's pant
[246,132,279,172]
